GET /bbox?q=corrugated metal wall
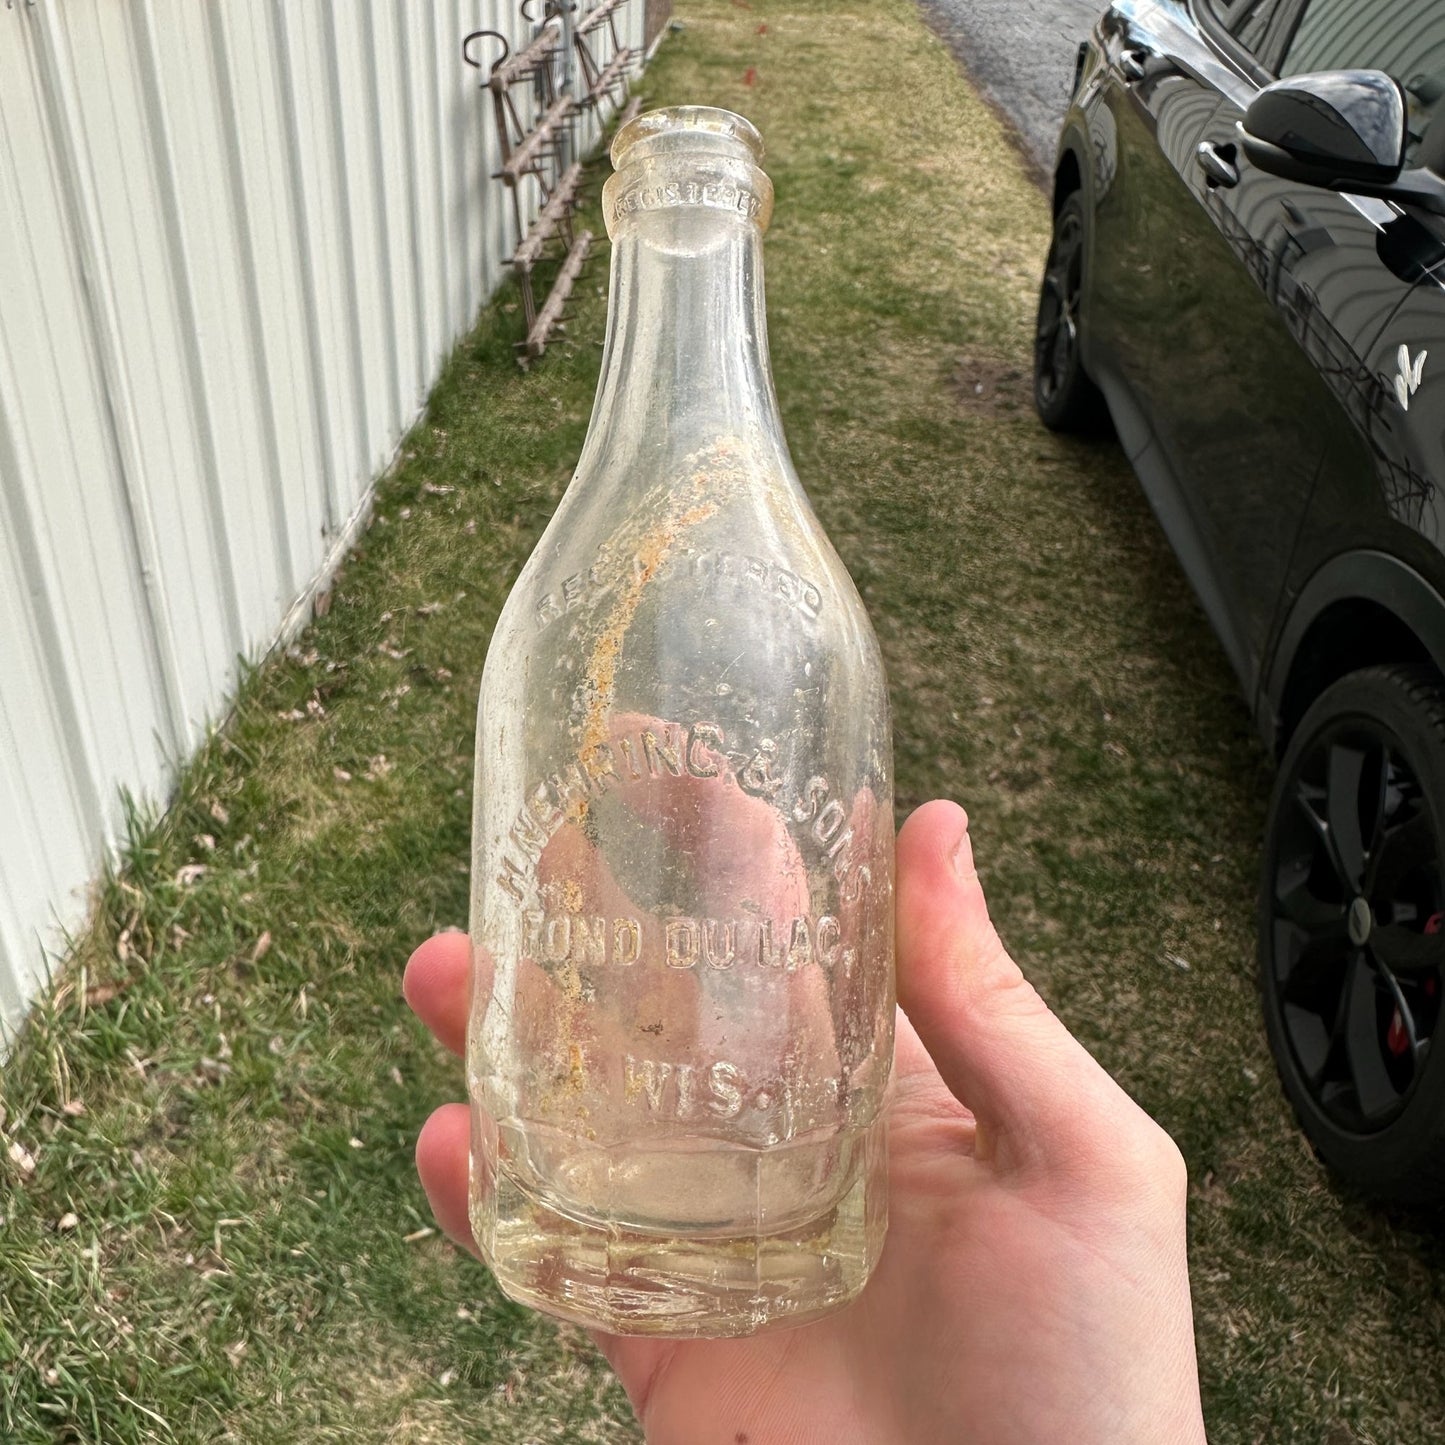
[0,0,643,1036]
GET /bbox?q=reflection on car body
[1034,0,1445,1203]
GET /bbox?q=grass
[2,0,1443,1440]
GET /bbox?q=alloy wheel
[1267,719,1444,1135]
[1034,207,1085,410]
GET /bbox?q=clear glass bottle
[468,106,894,1338]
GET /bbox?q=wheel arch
[1052,145,1084,215]
[1265,552,1445,756]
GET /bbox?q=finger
[416,1102,482,1259]
[895,800,1133,1177]
[403,932,476,1058]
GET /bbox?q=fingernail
[951,820,975,881]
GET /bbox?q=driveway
[917,0,1104,174]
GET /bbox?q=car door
[1146,0,1420,699]
[1083,0,1343,693]
[1265,1,1445,614]
[1084,1,1239,465]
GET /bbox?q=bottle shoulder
[497,455,877,650]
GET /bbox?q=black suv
[1034,0,1445,1202]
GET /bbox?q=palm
[598,1016,1110,1445]
[406,802,1205,1445]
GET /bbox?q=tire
[1033,191,1110,434]
[1259,665,1445,1204]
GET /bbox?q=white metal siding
[0,0,643,1036]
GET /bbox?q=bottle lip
[610,106,765,170]
[603,105,773,237]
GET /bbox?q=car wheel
[1033,191,1109,433]
[1259,665,1445,1203]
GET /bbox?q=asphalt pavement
[917,0,1105,176]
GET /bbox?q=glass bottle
[468,106,894,1338]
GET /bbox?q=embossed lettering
[687,723,724,777]
[815,915,842,967]
[573,915,607,966]
[792,775,828,823]
[543,915,571,963]
[785,916,813,971]
[497,854,530,902]
[642,727,683,778]
[813,799,847,847]
[708,1061,744,1118]
[581,741,618,794]
[666,919,699,969]
[534,546,822,634]
[737,739,782,799]
[624,1054,749,1120]
[702,918,736,969]
[612,917,641,965]
[626,1055,673,1112]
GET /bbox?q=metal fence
[0,0,643,1037]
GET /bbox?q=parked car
[1034,0,1445,1202]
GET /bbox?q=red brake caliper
[1387,911,1442,1057]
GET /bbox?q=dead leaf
[421,482,455,496]
[56,1212,78,1232]
[463,519,477,535]
[61,1099,86,1118]
[403,1226,435,1243]
[210,800,231,825]
[333,767,353,783]
[194,833,216,852]
[7,1140,36,1177]
[276,708,306,722]
[85,980,125,1008]
[251,931,272,964]
[377,642,411,661]
[365,755,394,781]
[313,590,333,618]
[175,864,208,887]
[305,697,326,719]
[417,601,443,617]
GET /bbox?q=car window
[1201,0,1296,63]
[1281,1,1445,166]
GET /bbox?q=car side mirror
[1240,70,1405,187]
[1239,69,1445,216]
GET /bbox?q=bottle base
[473,1118,888,1338]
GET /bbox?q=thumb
[895,800,1144,1181]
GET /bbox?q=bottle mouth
[604,106,773,237]
[610,106,765,170]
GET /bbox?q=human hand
[404,800,1207,1445]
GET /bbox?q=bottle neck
[579,210,788,479]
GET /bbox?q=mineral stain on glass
[468,106,895,1337]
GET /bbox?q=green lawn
[2,1,1443,1440]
